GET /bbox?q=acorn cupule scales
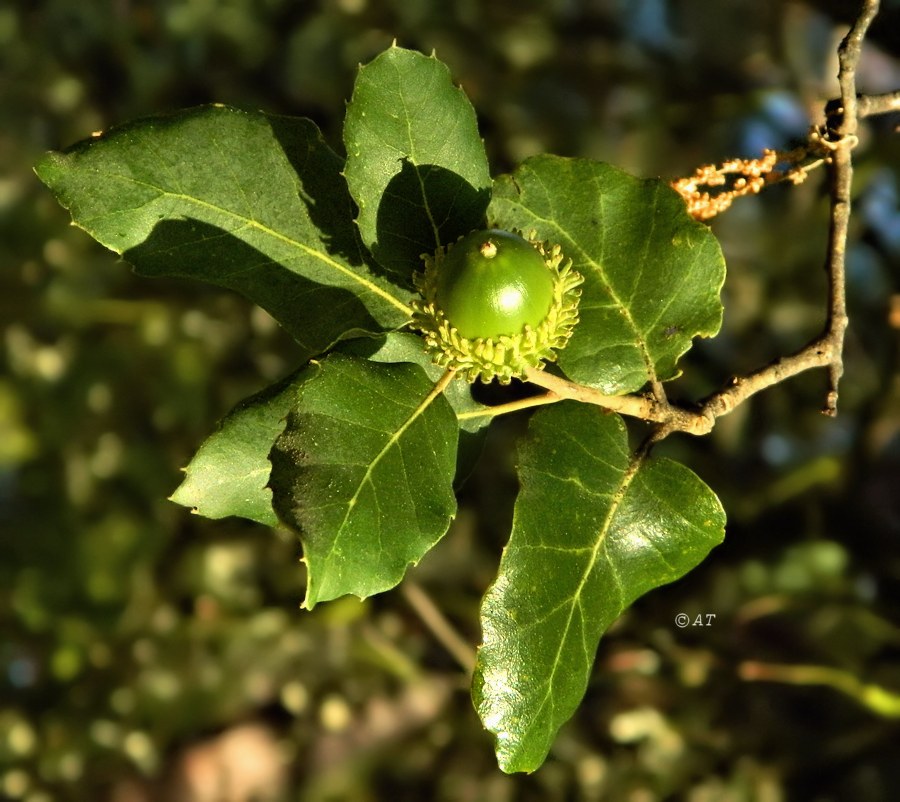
[411,229,583,383]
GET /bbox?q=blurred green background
[2,1,900,800]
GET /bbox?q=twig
[739,660,900,718]
[670,147,815,221]
[524,367,693,429]
[526,345,835,437]
[524,1,886,438]
[402,581,475,675]
[833,1,881,134]
[456,392,561,421]
[672,84,898,223]
[857,90,900,119]
[819,0,880,415]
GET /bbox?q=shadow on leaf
[266,114,376,274]
[125,218,385,360]
[373,161,490,287]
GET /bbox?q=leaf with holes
[473,402,725,772]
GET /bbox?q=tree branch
[402,581,475,674]
[456,392,561,421]
[857,90,900,118]
[819,0,880,414]
[525,1,887,438]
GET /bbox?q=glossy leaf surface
[171,331,488,528]
[473,403,725,772]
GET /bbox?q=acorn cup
[411,229,583,383]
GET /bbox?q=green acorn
[410,229,583,383]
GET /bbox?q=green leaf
[340,331,491,435]
[473,402,725,773]
[169,371,309,526]
[35,105,411,359]
[340,331,493,489]
[269,353,459,608]
[170,332,487,528]
[489,156,725,395]
[343,45,492,281]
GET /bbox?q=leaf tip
[33,151,61,186]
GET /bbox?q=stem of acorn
[431,368,458,396]
[455,391,561,421]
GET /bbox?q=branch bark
[857,90,900,119]
[819,0,880,414]
[525,1,887,438]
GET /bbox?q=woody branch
[527,0,892,438]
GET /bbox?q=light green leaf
[343,45,492,281]
[269,353,459,607]
[489,156,725,394]
[169,371,309,526]
[473,402,725,773]
[35,105,411,359]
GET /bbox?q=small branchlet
[518,0,893,439]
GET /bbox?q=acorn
[410,229,583,383]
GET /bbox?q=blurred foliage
[2,0,900,800]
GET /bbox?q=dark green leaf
[269,353,459,607]
[473,402,725,772]
[340,330,493,489]
[340,331,491,435]
[343,45,492,281]
[169,371,309,526]
[170,332,487,527]
[35,106,411,359]
[489,156,725,394]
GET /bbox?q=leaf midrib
[392,58,442,246]
[314,365,451,598]
[520,447,645,754]
[82,169,412,314]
